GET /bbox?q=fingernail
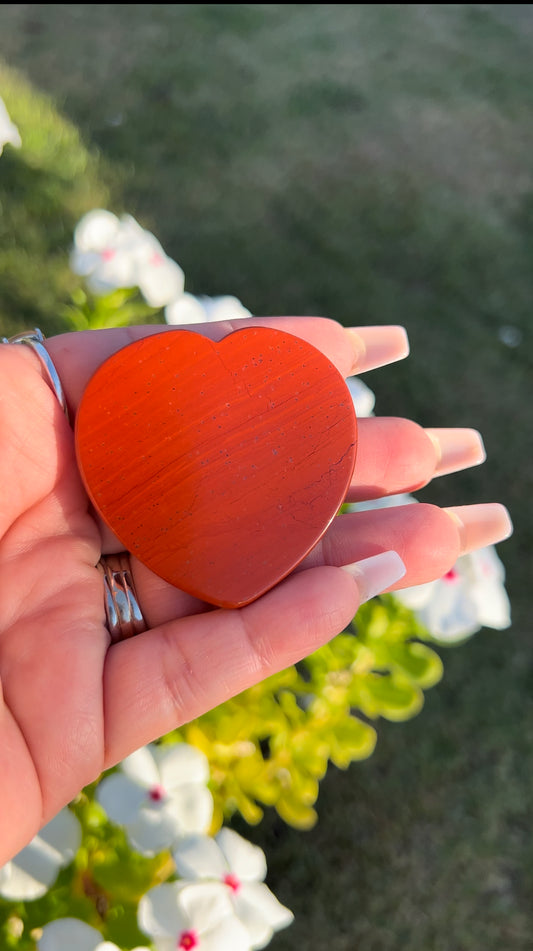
[425,428,486,477]
[347,325,410,374]
[445,503,513,554]
[341,550,407,602]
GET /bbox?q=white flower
[165,293,251,325]
[395,545,512,643]
[71,209,185,307]
[349,491,418,514]
[138,880,252,951]
[0,96,21,155]
[173,829,293,950]
[351,494,511,641]
[0,808,81,901]
[345,376,376,417]
[38,917,150,951]
[96,743,214,856]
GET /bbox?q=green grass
[1,5,532,949]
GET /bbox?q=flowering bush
[0,110,512,949]
[0,743,293,951]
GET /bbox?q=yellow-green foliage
[171,596,443,831]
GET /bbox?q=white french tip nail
[340,550,407,603]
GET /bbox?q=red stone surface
[75,327,357,608]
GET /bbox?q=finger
[131,416,489,628]
[131,500,512,629]
[131,555,210,626]
[100,416,486,556]
[45,320,409,412]
[102,553,406,763]
[0,345,84,535]
[303,501,513,588]
[347,419,486,501]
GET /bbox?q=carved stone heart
[75,327,357,608]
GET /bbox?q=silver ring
[99,553,148,643]
[1,328,69,419]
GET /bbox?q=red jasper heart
[75,327,357,608]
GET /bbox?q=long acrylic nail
[341,550,407,603]
[347,325,410,375]
[425,428,486,478]
[445,503,513,554]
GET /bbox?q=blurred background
[0,5,531,948]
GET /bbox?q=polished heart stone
[75,327,357,608]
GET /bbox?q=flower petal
[474,578,511,630]
[165,293,207,325]
[73,210,120,252]
[138,882,189,939]
[468,548,512,629]
[38,807,82,863]
[234,882,294,948]
[0,809,81,901]
[137,255,185,308]
[173,834,228,880]
[394,578,437,611]
[418,575,480,642]
[126,804,183,856]
[0,851,55,901]
[38,919,103,951]
[69,248,102,277]
[346,376,376,417]
[0,97,21,152]
[117,214,152,246]
[200,296,251,322]
[216,829,267,882]
[96,944,151,951]
[179,881,235,932]
[200,914,252,951]
[96,773,149,825]
[84,252,138,294]
[121,745,160,786]
[354,492,418,512]
[147,941,176,951]
[167,785,214,836]
[156,743,210,789]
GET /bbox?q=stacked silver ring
[2,327,148,642]
[99,553,147,643]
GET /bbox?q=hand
[0,316,512,862]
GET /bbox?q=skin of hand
[0,316,512,863]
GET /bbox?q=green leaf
[92,848,167,902]
[276,791,318,830]
[387,641,444,689]
[327,716,377,769]
[360,672,424,722]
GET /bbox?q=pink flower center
[101,247,116,261]
[223,872,241,893]
[178,930,198,950]
[148,783,166,803]
[149,251,164,267]
[443,568,460,583]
